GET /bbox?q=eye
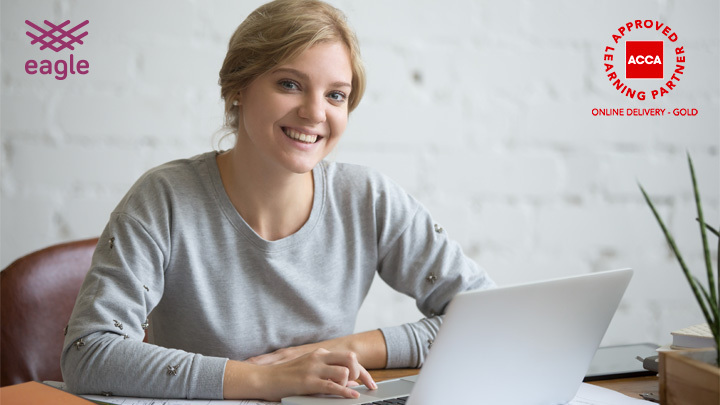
[327,91,347,103]
[278,79,300,91]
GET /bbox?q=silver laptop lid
[407,268,633,405]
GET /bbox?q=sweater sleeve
[376,202,495,368]
[60,211,227,399]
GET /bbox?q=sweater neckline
[204,151,326,252]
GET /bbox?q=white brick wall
[1,0,718,348]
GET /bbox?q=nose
[298,92,326,124]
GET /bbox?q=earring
[232,100,239,106]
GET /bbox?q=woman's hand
[224,348,377,401]
[246,330,388,369]
[246,341,324,366]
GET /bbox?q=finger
[346,381,360,387]
[356,365,377,390]
[321,351,377,390]
[316,379,360,399]
[321,365,351,388]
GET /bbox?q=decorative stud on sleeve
[74,338,85,350]
[166,364,180,376]
[101,392,113,397]
[122,334,129,340]
[142,319,149,330]
[426,273,438,284]
[433,224,443,233]
[63,325,68,336]
[108,237,115,250]
[113,320,123,330]
[427,338,434,349]
[143,285,149,292]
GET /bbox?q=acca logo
[24,19,90,80]
[625,41,663,79]
[602,20,686,101]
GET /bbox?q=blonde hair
[218,0,365,135]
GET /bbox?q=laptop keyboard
[362,397,408,404]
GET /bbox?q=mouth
[282,127,323,144]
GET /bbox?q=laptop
[281,268,633,405]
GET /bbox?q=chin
[283,160,320,175]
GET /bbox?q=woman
[61,0,494,401]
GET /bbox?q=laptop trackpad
[354,378,414,398]
[281,378,415,405]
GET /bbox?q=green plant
[639,153,719,367]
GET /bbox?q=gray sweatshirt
[61,152,494,399]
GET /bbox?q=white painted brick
[673,46,720,96]
[188,88,227,142]
[345,0,479,44]
[62,0,200,45]
[55,92,191,142]
[562,153,604,197]
[194,0,263,42]
[669,198,719,259]
[422,195,534,255]
[419,193,480,250]
[57,193,124,239]
[344,97,465,148]
[354,276,421,333]
[526,0,665,44]
[475,202,535,249]
[604,152,719,198]
[64,40,138,87]
[5,140,146,191]
[517,98,656,148]
[667,0,720,42]
[467,0,530,42]
[1,0,60,43]
[1,39,63,86]
[333,147,421,194]
[479,250,592,287]
[425,148,563,198]
[135,41,226,90]
[359,45,411,102]
[1,195,57,268]
[535,201,669,255]
[652,101,720,150]
[142,145,211,171]
[1,90,50,136]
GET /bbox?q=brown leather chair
[1,238,98,386]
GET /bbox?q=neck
[217,146,314,241]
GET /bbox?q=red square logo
[626,41,663,79]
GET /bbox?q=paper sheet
[81,394,275,405]
[43,382,277,405]
[47,381,648,404]
[569,383,650,405]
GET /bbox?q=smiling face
[235,41,353,175]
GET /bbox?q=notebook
[281,268,633,405]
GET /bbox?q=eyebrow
[272,67,352,89]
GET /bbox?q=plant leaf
[695,219,720,238]
[688,153,718,316]
[695,276,719,325]
[638,182,714,324]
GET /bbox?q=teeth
[284,128,318,144]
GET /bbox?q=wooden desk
[589,375,658,400]
[368,369,659,401]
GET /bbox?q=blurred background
[1,0,718,347]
